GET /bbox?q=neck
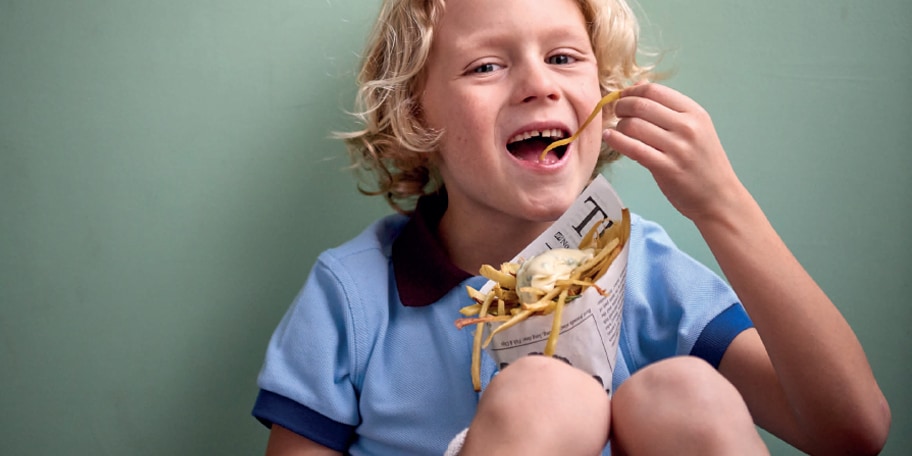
[437,203,551,275]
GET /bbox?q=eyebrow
[454,26,591,52]
[447,26,592,70]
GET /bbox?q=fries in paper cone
[454,176,630,391]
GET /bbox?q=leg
[459,355,610,456]
[610,356,769,456]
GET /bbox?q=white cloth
[444,428,469,456]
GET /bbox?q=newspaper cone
[465,175,628,394]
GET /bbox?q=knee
[619,356,734,400]
[613,356,757,442]
[481,355,609,419]
[469,355,610,452]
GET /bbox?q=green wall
[1,1,909,454]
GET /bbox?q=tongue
[510,139,559,164]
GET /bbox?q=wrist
[691,183,764,239]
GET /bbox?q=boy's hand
[603,83,746,222]
[605,84,893,455]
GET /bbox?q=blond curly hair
[337,0,654,214]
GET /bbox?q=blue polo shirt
[252,192,753,455]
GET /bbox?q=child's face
[421,0,603,229]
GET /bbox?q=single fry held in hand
[456,208,631,391]
[538,91,621,162]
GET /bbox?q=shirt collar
[392,191,473,307]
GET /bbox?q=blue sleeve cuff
[252,389,356,452]
[690,303,753,368]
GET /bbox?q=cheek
[571,125,604,173]
[579,130,603,165]
[446,100,494,146]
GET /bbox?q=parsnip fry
[538,91,621,162]
[465,285,487,303]
[470,289,496,391]
[455,314,511,329]
[482,309,534,348]
[458,304,481,316]
[480,264,516,289]
[544,290,569,356]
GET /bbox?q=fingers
[604,84,676,168]
[603,127,669,172]
[614,84,698,134]
[606,83,710,165]
[618,83,696,114]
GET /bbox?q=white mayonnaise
[515,248,594,304]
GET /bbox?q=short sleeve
[252,253,363,451]
[619,215,753,374]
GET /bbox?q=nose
[514,59,561,104]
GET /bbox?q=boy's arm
[604,83,891,454]
[703,190,889,454]
[265,425,343,456]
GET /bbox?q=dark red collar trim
[392,191,472,307]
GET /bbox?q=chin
[522,194,577,223]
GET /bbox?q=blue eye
[473,63,499,73]
[548,54,574,65]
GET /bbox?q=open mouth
[507,129,570,163]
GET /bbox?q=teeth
[508,129,566,144]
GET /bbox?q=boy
[253,0,891,454]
